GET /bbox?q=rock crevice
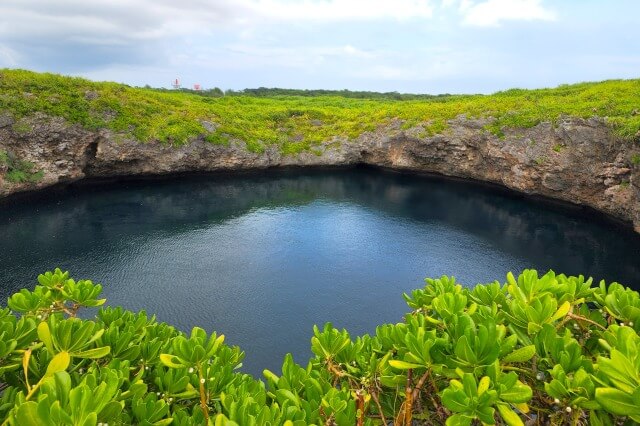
[1,114,639,233]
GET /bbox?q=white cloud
[0,0,433,71]
[216,43,376,71]
[249,0,434,21]
[459,0,556,27]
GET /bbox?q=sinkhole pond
[1,167,639,376]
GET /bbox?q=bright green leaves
[390,320,446,370]
[600,284,640,328]
[37,321,53,353]
[45,352,70,379]
[132,393,172,425]
[441,373,498,425]
[545,365,598,410]
[594,388,640,421]
[38,317,110,359]
[7,289,46,313]
[2,268,640,425]
[310,323,351,361]
[160,328,226,367]
[595,326,640,421]
[496,403,524,426]
[0,314,36,375]
[441,371,531,426]
[8,268,105,319]
[404,275,462,313]
[159,353,186,369]
[502,345,536,364]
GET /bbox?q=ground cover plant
[1,69,639,154]
[0,150,43,184]
[0,268,639,425]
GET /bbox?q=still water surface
[1,168,639,375]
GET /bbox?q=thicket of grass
[1,69,639,154]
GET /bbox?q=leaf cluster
[1,269,639,425]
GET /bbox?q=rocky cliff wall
[1,112,639,233]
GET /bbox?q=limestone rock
[1,114,639,234]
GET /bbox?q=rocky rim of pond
[1,112,639,233]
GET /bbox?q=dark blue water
[1,168,639,375]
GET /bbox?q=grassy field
[1,69,639,154]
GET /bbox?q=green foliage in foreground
[1,69,640,153]
[0,150,43,184]
[1,269,640,425]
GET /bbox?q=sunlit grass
[1,69,639,153]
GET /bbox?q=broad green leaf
[16,402,43,426]
[37,321,54,353]
[497,403,524,426]
[80,412,97,426]
[276,389,300,408]
[441,389,468,412]
[45,351,70,378]
[478,376,490,396]
[263,369,280,385]
[23,347,32,382]
[545,380,569,398]
[388,360,423,370]
[595,387,640,416]
[550,301,571,322]
[526,322,542,334]
[500,382,532,403]
[71,346,111,359]
[446,413,473,426]
[159,354,187,368]
[502,345,536,363]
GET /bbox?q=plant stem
[411,369,431,400]
[356,390,365,426]
[196,362,209,423]
[404,368,413,426]
[370,389,387,426]
[567,313,606,331]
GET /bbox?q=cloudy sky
[0,0,638,94]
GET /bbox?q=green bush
[0,269,639,425]
[0,151,43,183]
[1,69,640,154]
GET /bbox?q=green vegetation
[224,87,457,100]
[149,86,454,100]
[1,269,640,425]
[1,69,640,154]
[0,149,43,183]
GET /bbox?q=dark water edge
[1,166,639,376]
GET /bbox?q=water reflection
[1,167,639,375]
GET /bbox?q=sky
[0,0,639,94]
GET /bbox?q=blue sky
[0,0,638,94]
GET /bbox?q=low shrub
[0,151,43,183]
[0,269,639,425]
[1,69,640,153]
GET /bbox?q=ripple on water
[1,168,639,375]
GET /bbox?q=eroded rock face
[1,113,639,233]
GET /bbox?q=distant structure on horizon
[171,78,181,89]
